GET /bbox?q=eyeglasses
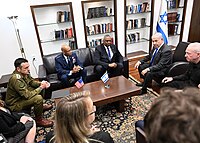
[88,105,96,116]
[105,40,112,42]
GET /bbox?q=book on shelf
[141,18,146,27]
[55,30,64,40]
[167,12,178,22]
[168,23,179,35]
[57,11,71,23]
[69,40,76,50]
[126,32,140,43]
[87,23,113,35]
[68,28,73,38]
[126,18,146,30]
[54,28,73,40]
[57,11,62,23]
[87,6,112,19]
[88,37,113,48]
[65,29,68,38]
[167,0,179,9]
[142,2,149,12]
[134,19,138,28]
[126,2,149,14]
[137,3,142,13]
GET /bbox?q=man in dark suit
[94,35,124,78]
[162,42,200,88]
[55,44,87,87]
[134,32,172,95]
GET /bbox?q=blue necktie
[106,47,111,60]
[150,48,158,66]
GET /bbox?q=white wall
[0,0,193,78]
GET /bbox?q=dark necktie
[67,57,71,67]
[106,47,111,60]
[150,48,158,66]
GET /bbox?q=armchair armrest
[123,57,129,78]
[167,62,189,77]
[136,127,147,143]
[38,65,47,81]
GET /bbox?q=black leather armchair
[38,47,129,98]
[167,41,190,76]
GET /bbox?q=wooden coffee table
[53,76,140,112]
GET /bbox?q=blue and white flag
[156,0,168,44]
[101,71,109,83]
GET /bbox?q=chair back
[173,42,190,62]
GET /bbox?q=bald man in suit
[55,44,87,87]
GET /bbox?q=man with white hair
[135,32,172,95]
[162,42,200,89]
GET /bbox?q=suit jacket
[173,62,200,86]
[0,109,25,138]
[55,52,83,79]
[140,44,172,73]
[94,44,123,69]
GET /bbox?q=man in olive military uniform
[5,58,53,127]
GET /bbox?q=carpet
[36,77,158,143]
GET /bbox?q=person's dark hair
[144,87,200,143]
[14,58,28,68]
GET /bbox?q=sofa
[38,47,129,98]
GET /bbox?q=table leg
[115,100,126,112]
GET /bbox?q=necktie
[106,47,111,60]
[150,48,158,66]
[67,57,71,67]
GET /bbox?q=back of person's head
[0,99,4,107]
[144,87,200,143]
[14,58,28,68]
[55,91,92,143]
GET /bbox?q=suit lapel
[103,45,110,60]
[61,54,70,67]
[110,45,116,54]
[154,45,164,63]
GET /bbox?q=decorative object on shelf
[8,16,26,59]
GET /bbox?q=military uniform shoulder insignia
[15,74,21,79]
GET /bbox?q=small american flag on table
[75,77,84,88]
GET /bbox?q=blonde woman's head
[55,91,96,143]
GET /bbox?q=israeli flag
[156,0,168,44]
[101,71,109,83]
